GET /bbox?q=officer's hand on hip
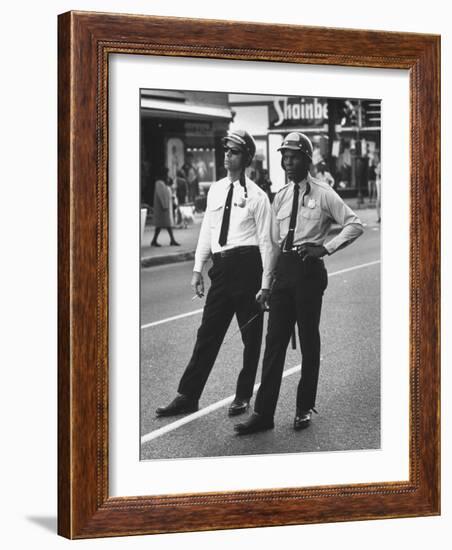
[191,271,204,298]
[298,244,328,261]
[256,289,271,311]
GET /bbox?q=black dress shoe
[155,394,199,417]
[228,397,250,416]
[293,409,315,430]
[234,413,274,435]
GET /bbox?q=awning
[141,98,233,121]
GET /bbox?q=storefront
[141,92,380,209]
[329,99,381,197]
[229,94,381,197]
[140,90,233,208]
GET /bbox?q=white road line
[140,259,381,443]
[141,364,302,445]
[327,259,380,276]
[141,259,380,330]
[141,308,204,329]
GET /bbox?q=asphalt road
[140,223,380,460]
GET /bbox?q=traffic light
[361,100,381,127]
[349,105,358,126]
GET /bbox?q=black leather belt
[281,245,302,255]
[280,246,324,264]
[213,245,259,259]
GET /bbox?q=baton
[237,311,262,332]
[222,310,265,346]
[291,327,297,350]
[223,284,273,346]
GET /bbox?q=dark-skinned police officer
[156,130,273,418]
[235,132,364,435]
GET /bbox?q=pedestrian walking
[156,130,273,418]
[235,132,364,435]
[175,169,189,206]
[367,160,377,203]
[150,167,180,247]
[182,154,199,203]
[375,160,381,223]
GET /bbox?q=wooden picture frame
[58,11,440,539]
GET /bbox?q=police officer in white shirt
[156,130,273,418]
[235,132,364,434]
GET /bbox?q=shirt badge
[307,198,316,209]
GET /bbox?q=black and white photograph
[139,90,381,460]
[2,0,446,546]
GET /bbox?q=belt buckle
[220,250,228,257]
[283,246,297,255]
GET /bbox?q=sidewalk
[141,199,380,268]
[141,213,204,268]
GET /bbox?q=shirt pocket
[207,201,223,229]
[276,204,292,235]
[233,201,254,227]
[300,205,322,220]
[300,205,322,235]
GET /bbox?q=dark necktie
[218,183,234,246]
[284,182,300,251]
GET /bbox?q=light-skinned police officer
[235,132,364,434]
[156,130,272,418]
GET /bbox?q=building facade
[140,90,381,211]
[229,94,381,197]
[140,90,233,208]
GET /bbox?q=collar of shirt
[225,177,243,191]
[210,176,251,204]
[287,177,309,195]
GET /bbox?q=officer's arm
[269,200,282,274]
[193,189,213,280]
[323,190,364,255]
[256,196,280,309]
[253,193,275,290]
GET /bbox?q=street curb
[141,250,196,268]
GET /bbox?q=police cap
[222,129,257,166]
[277,132,313,160]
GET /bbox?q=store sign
[184,122,212,136]
[269,97,328,129]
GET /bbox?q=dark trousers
[178,247,263,401]
[254,253,328,419]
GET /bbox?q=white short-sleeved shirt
[194,176,274,289]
